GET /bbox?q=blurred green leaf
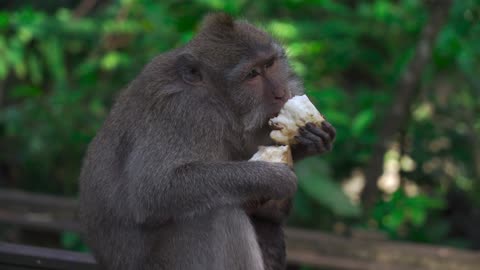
[0,12,9,29]
[295,158,361,217]
[101,51,122,71]
[287,41,324,58]
[268,21,298,40]
[27,53,42,84]
[0,58,7,79]
[352,109,375,136]
[39,37,66,86]
[10,85,42,99]
[61,231,89,252]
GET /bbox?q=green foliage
[61,231,89,252]
[372,190,445,238]
[1,0,480,251]
[295,158,361,218]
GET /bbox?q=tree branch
[73,0,98,18]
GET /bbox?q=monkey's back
[78,80,265,270]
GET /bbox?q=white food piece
[269,94,325,145]
[249,145,292,167]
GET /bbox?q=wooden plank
[0,264,45,270]
[0,242,96,270]
[0,189,77,211]
[0,189,79,232]
[285,228,480,270]
[0,209,80,232]
[2,189,480,270]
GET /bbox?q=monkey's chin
[267,112,280,119]
[267,105,282,118]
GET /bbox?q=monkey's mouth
[267,112,280,119]
[268,102,284,118]
[267,112,283,131]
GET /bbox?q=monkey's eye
[246,68,261,79]
[265,58,275,69]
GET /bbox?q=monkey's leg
[252,218,287,270]
[250,198,292,270]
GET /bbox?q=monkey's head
[180,13,302,133]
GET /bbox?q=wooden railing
[0,241,96,270]
[1,189,479,270]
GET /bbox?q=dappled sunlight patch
[378,145,401,194]
[286,41,324,58]
[400,155,416,172]
[404,180,420,197]
[413,102,434,122]
[341,169,365,204]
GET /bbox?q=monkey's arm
[291,121,336,161]
[246,198,292,223]
[126,157,296,225]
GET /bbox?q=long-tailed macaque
[79,13,335,270]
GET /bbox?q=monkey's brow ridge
[227,50,280,80]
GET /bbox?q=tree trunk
[361,0,454,208]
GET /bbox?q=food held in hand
[249,145,293,168]
[269,95,325,145]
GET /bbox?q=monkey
[78,13,335,270]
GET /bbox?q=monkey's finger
[321,121,337,141]
[299,127,322,142]
[295,136,325,154]
[294,135,314,146]
[304,124,331,145]
[298,128,328,152]
[302,126,333,152]
[317,140,333,152]
[314,140,328,153]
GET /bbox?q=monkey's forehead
[198,13,272,44]
[191,17,280,53]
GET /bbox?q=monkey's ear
[201,13,234,30]
[176,54,203,85]
[199,13,235,39]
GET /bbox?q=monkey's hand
[244,163,296,222]
[245,198,292,224]
[291,121,336,161]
